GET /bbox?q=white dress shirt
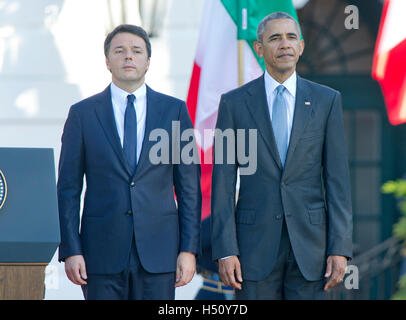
[264,70,297,145]
[110,81,147,163]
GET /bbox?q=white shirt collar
[110,81,147,107]
[264,70,297,98]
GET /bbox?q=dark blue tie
[272,85,288,167]
[123,94,137,174]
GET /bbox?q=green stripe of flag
[221,0,299,71]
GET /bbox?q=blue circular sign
[0,170,7,210]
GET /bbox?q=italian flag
[186,0,298,219]
[372,0,406,125]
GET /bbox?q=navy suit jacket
[211,74,352,281]
[57,84,201,274]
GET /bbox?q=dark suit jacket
[57,84,201,275]
[211,74,352,281]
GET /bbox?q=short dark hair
[104,24,151,58]
[257,12,302,43]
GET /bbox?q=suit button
[130,182,135,188]
[126,210,133,216]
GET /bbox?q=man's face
[105,32,150,87]
[255,18,304,76]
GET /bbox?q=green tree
[382,179,406,299]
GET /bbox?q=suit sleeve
[57,106,85,262]
[211,94,239,261]
[323,92,353,259]
[173,101,202,255]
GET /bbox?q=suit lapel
[94,85,132,175]
[133,85,165,179]
[284,75,313,171]
[245,75,282,170]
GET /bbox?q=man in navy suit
[211,12,352,299]
[57,24,201,300]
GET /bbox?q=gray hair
[257,11,302,43]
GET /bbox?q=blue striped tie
[123,94,137,174]
[272,85,288,167]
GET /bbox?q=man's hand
[65,255,88,285]
[324,255,347,290]
[175,252,196,288]
[218,256,243,290]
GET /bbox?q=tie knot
[276,85,285,95]
[127,94,136,104]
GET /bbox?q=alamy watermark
[343,265,359,290]
[44,265,59,290]
[148,121,258,175]
[344,5,359,30]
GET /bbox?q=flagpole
[237,0,248,201]
[238,40,244,87]
[237,40,243,202]
[238,0,248,87]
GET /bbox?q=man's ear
[253,41,263,58]
[105,56,112,73]
[299,39,305,56]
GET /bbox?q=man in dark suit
[211,12,352,299]
[57,24,201,300]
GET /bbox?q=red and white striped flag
[372,0,406,125]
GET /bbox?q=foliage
[381,179,406,299]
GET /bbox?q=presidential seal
[0,170,7,210]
